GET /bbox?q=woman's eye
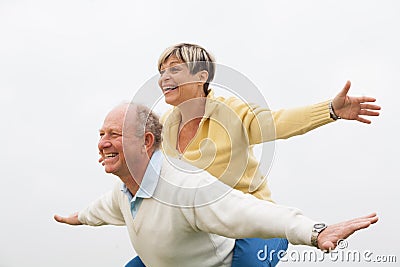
[171,67,179,72]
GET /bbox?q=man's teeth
[105,153,118,158]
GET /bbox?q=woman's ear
[197,70,209,83]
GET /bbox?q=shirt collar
[121,150,163,199]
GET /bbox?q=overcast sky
[1,0,399,266]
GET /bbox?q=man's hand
[317,212,378,251]
[54,212,82,225]
[98,151,105,166]
[332,81,381,124]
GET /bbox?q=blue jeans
[231,238,288,267]
[125,238,288,267]
[125,256,145,267]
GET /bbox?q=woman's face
[158,56,205,106]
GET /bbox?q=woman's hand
[332,81,381,124]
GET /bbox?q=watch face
[314,223,327,231]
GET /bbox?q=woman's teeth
[164,86,178,91]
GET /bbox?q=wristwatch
[329,101,341,120]
[311,223,327,248]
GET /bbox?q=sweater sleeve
[192,178,315,246]
[227,97,333,144]
[272,100,333,140]
[78,183,126,226]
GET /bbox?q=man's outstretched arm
[54,184,126,227]
[192,179,378,250]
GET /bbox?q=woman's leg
[124,256,146,267]
[231,238,288,267]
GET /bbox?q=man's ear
[143,132,155,153]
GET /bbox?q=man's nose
[98,138,112,150]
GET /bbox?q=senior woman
[125,43,380,267]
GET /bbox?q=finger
[356,117,372,124]
[368,216,379,225]
[360,103,381,110]
[54,214,66,223]
[350,220,373,232]
[342,213,377,225]
[358,212,377,219]
[320,240,335,252]
[98,151,105,164]
[332,222,371,243]
[359,110,380,116]
[359,213,379,224]
[345,213,378,230]
[356,96,377,103]
[338,80,352,97]
[343,212,378,225]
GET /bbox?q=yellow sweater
[162,92,333,201]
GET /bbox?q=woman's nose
[159,70,171,83]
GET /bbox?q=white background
[0,0,399,266]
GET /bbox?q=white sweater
[78,157,316,267]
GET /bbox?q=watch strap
[329,101,341,120]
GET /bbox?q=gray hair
[123,103,163,150]
[134,104,163,150]
[158,43,216,96]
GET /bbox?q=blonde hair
[158,43,216,96]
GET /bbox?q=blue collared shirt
[121,150,162,218]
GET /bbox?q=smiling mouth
[163,86,178,92]
[104,153,118,159]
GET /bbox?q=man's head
[158,43,216,97]
[98,103,162,181]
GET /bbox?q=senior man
[54,103,378,267]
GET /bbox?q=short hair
[129,104,163,150]
[158,43,216,96]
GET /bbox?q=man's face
[158,56,204,106]
[98,106,141,178]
